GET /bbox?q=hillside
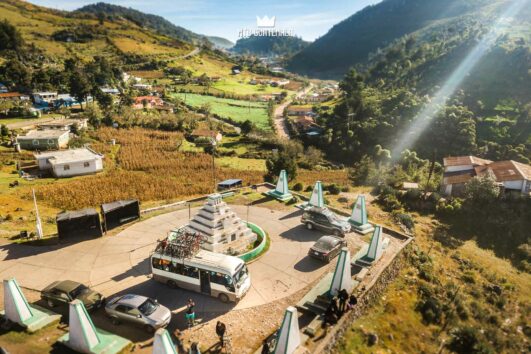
[0,0,194,63]
[207,36,234,50]
[75,2,208,45]
[287,0,510,78]
[232,35,309,57]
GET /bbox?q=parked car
[301,207,351,236]
[105,294,171,333]
[308,235,347,262]
[41,280,105,311]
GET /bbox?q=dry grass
[34,128,263,210]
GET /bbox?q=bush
[393,211,415,231]
[380,194,402,212]
[417,296,443,324]
[327,183,341,195]
[292,182,303,192]
[447,327,493,354]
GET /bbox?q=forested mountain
[287,0,510,78]
[207,36,234,50]
[232,36,309,57]
[310,0,530,166]
[75,2,231,46]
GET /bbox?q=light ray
[390,0,529,161]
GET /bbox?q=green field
[172,93,271,131]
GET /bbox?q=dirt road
[273,83,313,139]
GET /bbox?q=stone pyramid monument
[187,193,257,254]
[298,181,325,209]
[58,300,131,354]
[153,328,178,354]
[1,278,60,332]
[266,170,293,201]
[274,306,301,354]
[356,226,389,267]
[329,247,352,297]
[348,195,375,234]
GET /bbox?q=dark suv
[41,280,105,312]
[301,207,351,236]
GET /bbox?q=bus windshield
[233,264,249,285]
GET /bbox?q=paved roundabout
[0,205,333,315]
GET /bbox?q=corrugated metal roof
[443,156,492,167]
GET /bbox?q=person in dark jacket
[216,321,226,346]
[338,289,349,314]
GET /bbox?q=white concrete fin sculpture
[267,170,293,201]
[153,328,178,354]
[67,300,100,353]
[308,181,324,208]
[348,195,374,234]
[276,170,289,195]
[3,278,33,326]
[366,225,384,262]
[274,306,301,354]
[330,247,352,296]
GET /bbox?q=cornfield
[35,127,263,210]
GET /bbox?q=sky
[27,0,381,42]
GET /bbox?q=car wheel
[144,325,155,334]
[110,316,120,326]
[47,299,56,308]
[333,229,341,237]
[306,222,313,230]
[218,293,230,303]
[167,280,178,289]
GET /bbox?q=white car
[105,294,171,333]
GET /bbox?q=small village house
[287,106,314,116]
[294,115,318,132]
[37,118,88,131]
[133,96,164,109]
[32,92,58,105]
[442,156,531,196]
[0,92,30,102]
[0,83,8,93]
[34,148,103,178]
[100,87,120,95]
[132,83,152,90]
[16,130,70,150]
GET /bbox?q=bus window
[184,266,199,279]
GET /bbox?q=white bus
[151,250,251,303]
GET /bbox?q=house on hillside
[190,129,222,143]
[442,156,531,196]
[32,92,58,105]
[294,115,318,132]
[133,96,164,109]
[16,130,70,150]
[132,83,153,90]
[231,65,242,75]
[100,87,120,95]
[0,92,30,102]
[0,83,8,93]
[37,118,88,131]
[287,106,313,116]
[34,148,104,178]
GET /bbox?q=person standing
[186,298,196,328]
[338,289,349,314]
[216,321,226,347]
[330,297,340,317]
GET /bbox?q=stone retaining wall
[315,237,413,353]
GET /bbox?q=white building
[186,194,256,254]
[442,156,531,196]
[34,148,104,178]
[32,92,58,104]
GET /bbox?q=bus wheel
[218,293,230,303]
[167,280,178,289]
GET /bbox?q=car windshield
[315,239,334,250]
[138,299,159,316]
[69,285,90,299]
[233,264,248,285]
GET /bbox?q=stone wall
[314,238,413,353]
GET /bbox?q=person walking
[261,339,270,354]
[338,289,349,314]
[216,321,226,347]
[186,299,196,328]
[330,297,340,317]
[347,294,358,311]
